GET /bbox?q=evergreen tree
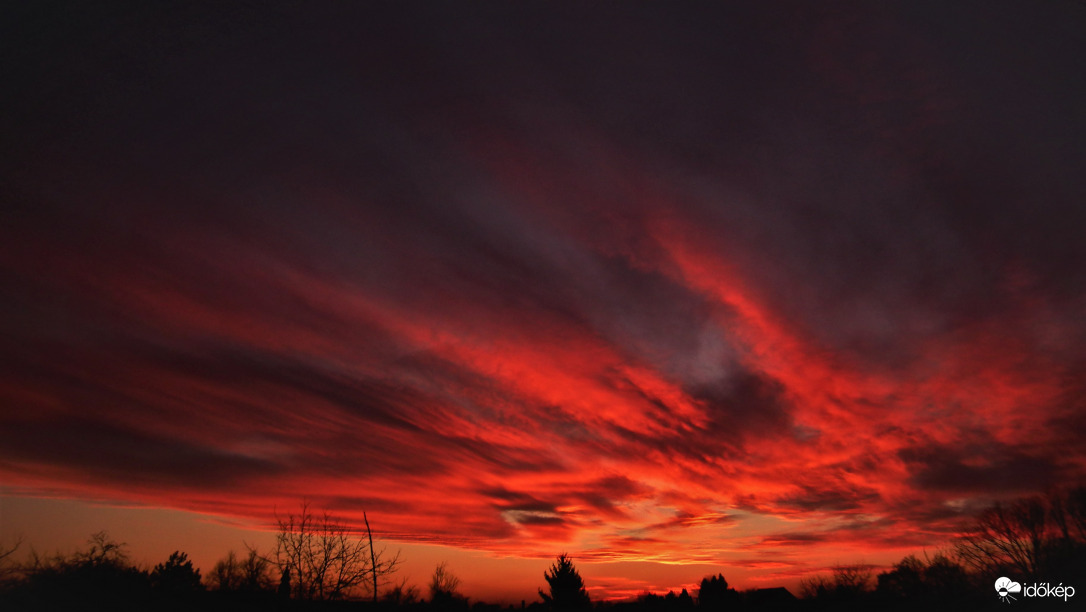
[150,550,203,595]
[539,553,590,610]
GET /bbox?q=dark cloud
[646,512,734,532]
[729,559,800,569]
[0,415,284,490]
[688,372,794,441]
[758,533,827,547]
[899,440,1069,495]
[510,514,565,527]
[775,485,882,514]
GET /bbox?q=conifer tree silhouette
[539,553,590,610]
[150,550,203,595]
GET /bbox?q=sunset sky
[3,0,1086,602]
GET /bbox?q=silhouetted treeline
[791,486,1086,611]
[2,489,1085,611]
[604,575,795,612]
[0,532,208,611]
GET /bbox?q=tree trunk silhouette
[273,502,400,600]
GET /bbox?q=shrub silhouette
[675,588,695,610]
[207,548,274,593]
[383,576,422,605]
[696,574,738,610]
[638,588,696,612]
[0,536,22,584]
[150,550,203,596]
[4,532,152,610]
[799,564,873,604]
[430,561,468,610]
[875,555,924,601]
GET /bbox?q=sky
[2,0,1086,602]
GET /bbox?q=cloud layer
[3,0,1086,588]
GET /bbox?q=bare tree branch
[0,535,23,581]
[272,502,400,601]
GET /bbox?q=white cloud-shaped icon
[995,577,1022,596]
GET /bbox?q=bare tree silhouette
[430,561,462,599]
[955,495,1048,576]
[955,487,1086,580]
[272,502,400,600]
[383,576,422,605]
[78,531,129,567]
[0,536,22,582]
[1067,486,1086,540]
[364,511,402,602]
[208,547,274,592]
[799,564,873,602]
